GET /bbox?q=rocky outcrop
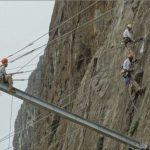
[13,0,150,150]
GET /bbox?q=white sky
[0,1,55,149]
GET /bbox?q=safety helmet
[128,53,134,59]
[1,58,8,65]
[127,24,132,29]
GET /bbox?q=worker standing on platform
[0,58,15,93]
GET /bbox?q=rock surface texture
[13,0,150,150]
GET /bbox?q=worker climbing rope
[122,23,144,58]
[0,58,15,93]
[123,24,135,47]
[123,24,136,59]
[121,53,145,99]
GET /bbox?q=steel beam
[0,83,148,150]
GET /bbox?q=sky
[0,1,55,149]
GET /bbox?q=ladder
[0,83,148,150]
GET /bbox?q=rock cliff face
[13,0,150,150]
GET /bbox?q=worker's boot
[8,87,16,93]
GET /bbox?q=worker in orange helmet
[121,53,145,99]
[0,58,15,93]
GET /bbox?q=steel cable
[8,7,113,64]
[6,1,98,59]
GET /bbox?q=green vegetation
[128,119,140,136]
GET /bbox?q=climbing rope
[7,43,34,59]
[7,55,92,73]
[22,123,80,150]
[0,2,149,149]
[6,6,114,65]
[9,44,47,63]
[0,68,105,145]
[0,75,95,145]
[0,3,116,148]
[6,1,98,60]
[5,78,102,149]
[0,85,81,143]
[10,55,92,78]
[16,50,43,73]
[10,69,42,76]
[3,85,90,149]
[7,63,37,71]
[11,42,117,80]
[8,96,13,150]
